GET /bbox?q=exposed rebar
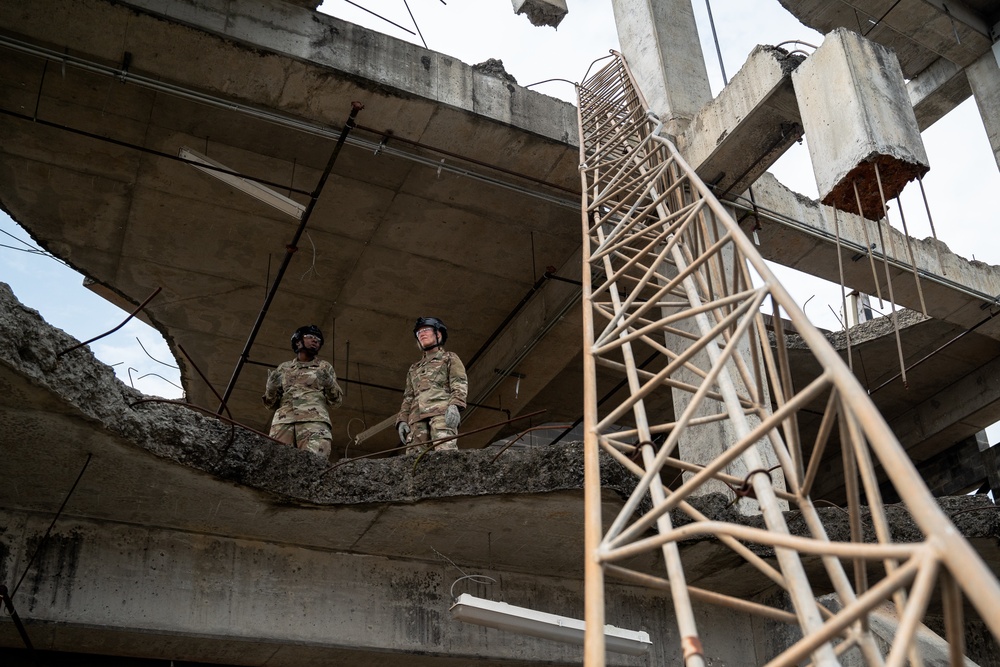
[218,101,364,414]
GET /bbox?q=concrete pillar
[966,47,1000,174]
[792,28,929,220]
[659,237,784,516]
[610,0,712,137]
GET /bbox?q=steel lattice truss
[577,53,1000,667]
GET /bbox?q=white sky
[2,0,998,426]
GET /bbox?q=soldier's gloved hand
[445,404,461,430]
[397,422,411,444]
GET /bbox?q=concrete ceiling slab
[778,0,995,77]
[0,0,584,452]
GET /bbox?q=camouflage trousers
[269,421,332,460]
[407,415,458,453]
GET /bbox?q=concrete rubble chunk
[511,0,568,28]
[472,57,518,85]
[792,28,929,220]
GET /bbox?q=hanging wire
[136,372,183,390]
[136,337,179,369]
[852,180,884,305]
[872,162,908,388]
[343,0,417,36]
[893,195,927,315]
[916,174,946,275]
[832,207,854,371]
[402,0,428,49]
[299,231,322,280]
[703,0,728,84]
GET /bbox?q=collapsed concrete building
[2,0,1000,665]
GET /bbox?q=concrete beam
[679,45,804,198]
[462,252,582,440]
[889,351,1000,461]
[777,0,993,79]
[966,48,1000,173]
[113,0,578,145]
[907,57,972,131]
[610,0,711,136]
[903,433,993,498]
[745,173,1000,341]
[0,509,689,666]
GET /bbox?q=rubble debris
[472,58,518,86]
[511,0,568,28]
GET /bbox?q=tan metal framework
[577,53,1000,666]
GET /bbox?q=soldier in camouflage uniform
[396,317,468,452]
[262,324,343,460]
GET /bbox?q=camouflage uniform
[396,349,468,452]
[262,358,343,460]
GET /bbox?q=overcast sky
[2,0,998,410]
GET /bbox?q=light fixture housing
[179,146,306,220]
[450,593,652,656]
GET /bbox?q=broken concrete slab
[511,0,568,28]
[680,44,804,198]
[792,28,929,219]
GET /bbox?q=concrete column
[966,47,1000,174]
[610,0,712,136]
[660,238,784,516]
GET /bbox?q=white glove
[397,422,411,444]
[444,404,461,430]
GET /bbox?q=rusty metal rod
[320,409,546,474]
[218,102,364,414]
[178,344,230,420]
[58,287,161,357]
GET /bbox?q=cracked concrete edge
[3,281,995,543]
[776,307,929,350]
[0,281,636,507]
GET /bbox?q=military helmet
[291,324,324,352]
[413,316,447,345]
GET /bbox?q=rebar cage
[577,52,1000,667]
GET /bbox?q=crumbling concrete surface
[472,58,518,86]
[511,0,568,28]
[0,282,636,507]
[2,279,996,534]
[2,280,998,589]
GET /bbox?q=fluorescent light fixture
[178,146,306,220]
[450,594,652,656]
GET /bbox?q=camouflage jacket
[262,358,343,426]
[396,349,468,426]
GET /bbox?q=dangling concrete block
[792,28,929,220]
[511,0,568,28]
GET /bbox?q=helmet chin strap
[418,332,441,352]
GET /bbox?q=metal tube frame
[577,53,1000,667]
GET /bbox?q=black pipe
[243,358,510,415]
[550,351,660,446]
[0,585,33,651]
[0,107,314,197]
[218,101,364,413]
[467,270,581,370]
